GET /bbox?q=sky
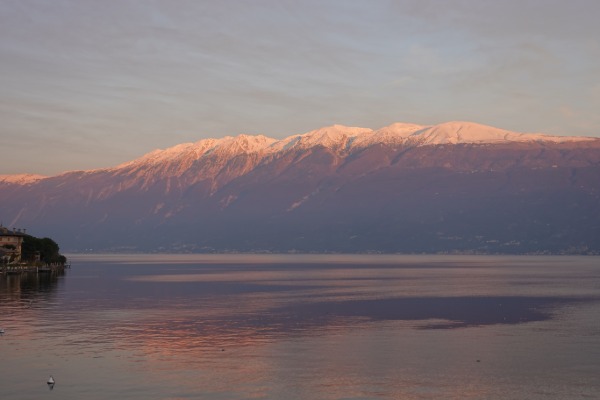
[1,0,600,175]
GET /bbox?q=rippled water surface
[1,254,600,399]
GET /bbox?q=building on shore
[0,226,25,264]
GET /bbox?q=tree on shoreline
[21,235,67,265]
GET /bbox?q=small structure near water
[0,225,69,275]
[0,226,25,264]
[1,262,70,275]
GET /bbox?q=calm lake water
[1,254,599,399]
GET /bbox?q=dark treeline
[21,235,67,265]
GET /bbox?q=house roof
[0,226,26,237]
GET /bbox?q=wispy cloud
[1,0,599,174]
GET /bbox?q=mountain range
[1,121,599,254]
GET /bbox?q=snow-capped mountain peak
[0,174,47,184]
[114,134,277,171]
[352,122,426,148]
[118,121,596,172]
[301,124,373,143]
[205,134,277,156]
[406,121,595,145]
[2,120,599,254]
[4,121,596,185]
[412,121,519,145]
[272,124,374,152]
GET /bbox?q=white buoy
[0,328,5,335]
[47,376,55,385]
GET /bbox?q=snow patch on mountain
[288,194,311,211]
[220,195,238,209]
[406,121,595,145]
[272,125,374,152]
[352,123,426,148]
[115,134,277,170]
[0,174,47,185]
[202,134,277,158]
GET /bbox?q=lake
[1,254,599,399]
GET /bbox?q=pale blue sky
[1,0,599,175]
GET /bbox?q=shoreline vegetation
[1,234,69,275]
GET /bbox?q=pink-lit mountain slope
[1,121,599,254]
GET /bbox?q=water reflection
[7,257,593,359]
[1,255,600,400]
[0,269,65,306]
